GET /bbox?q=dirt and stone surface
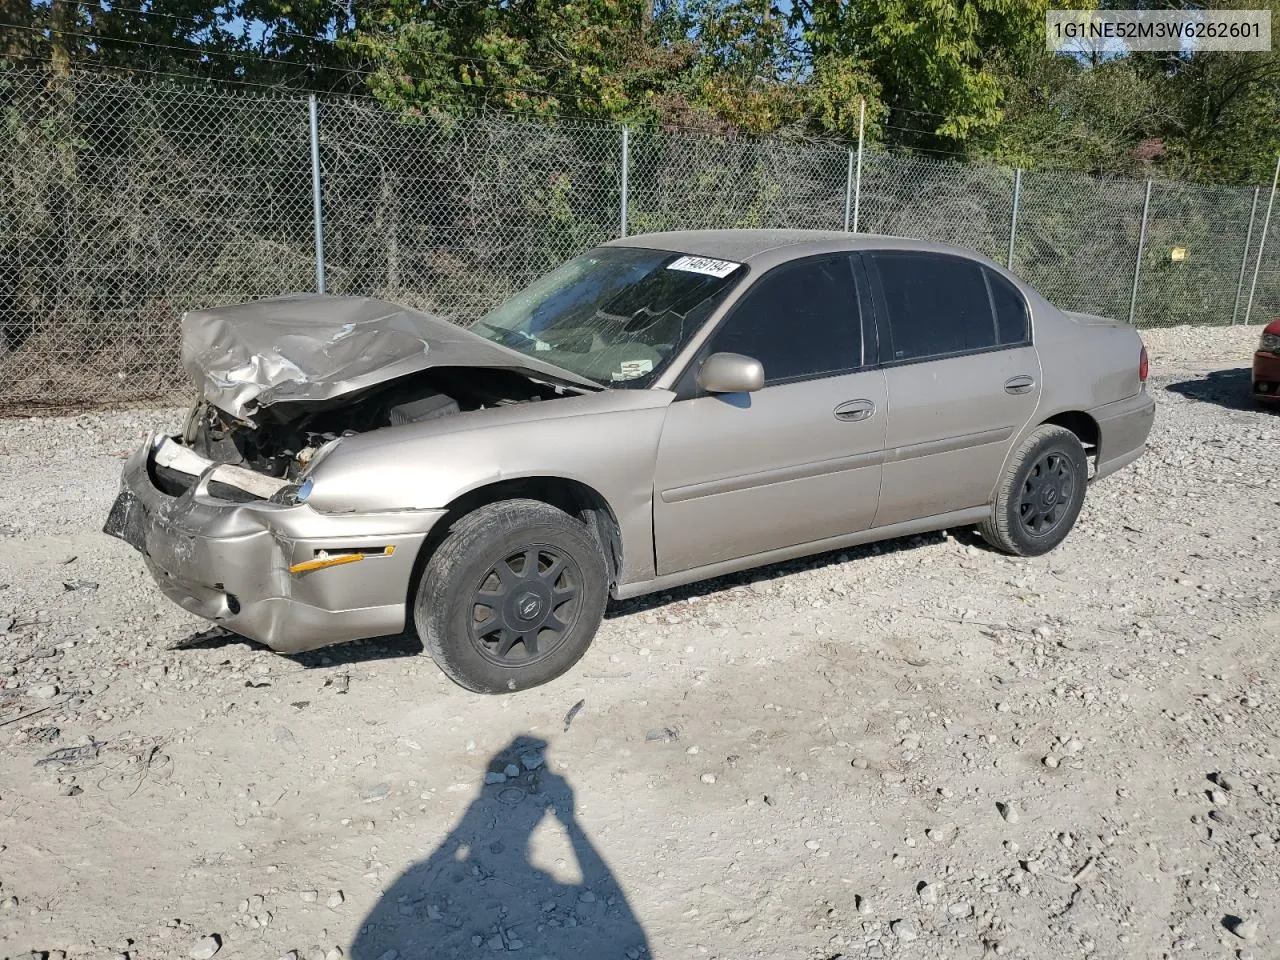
[0,324,1276,960]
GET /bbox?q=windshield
[469,246,745,387]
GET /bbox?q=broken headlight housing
[300,438,342,476]
[271,438,340,504]
[268,476,314,506]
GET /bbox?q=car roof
[606,229,999,268]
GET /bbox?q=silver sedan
[105,230,1156,692]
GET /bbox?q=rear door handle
[1004,375,1036,395]
[834,399,876,422]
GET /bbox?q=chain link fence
[2,66,1279,408]
[1,69,316,406]
[319,101,623,320]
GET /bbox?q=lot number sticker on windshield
[613,358,654,381]
[666,255,741,278]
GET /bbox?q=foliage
[976,52,1167,175]
[797,0,1046,146]
[1,0,1277,181]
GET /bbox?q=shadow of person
[350,735,651,960]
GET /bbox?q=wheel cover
[469,544,583,667]
[1017,451,1076,537]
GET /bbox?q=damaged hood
[180,294,601,421]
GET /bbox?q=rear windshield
[469,246,745,387]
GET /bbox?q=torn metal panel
[153,436,291,500]
[180,294,600,422]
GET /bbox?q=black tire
[414,498,608,694]
[979,425,1087,557]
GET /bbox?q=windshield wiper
[474,321,540,349]
[528,370,606,393]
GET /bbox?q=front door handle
[834,399,876,422]
[1004,375,1036,395]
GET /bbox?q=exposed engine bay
[180,366,563,481]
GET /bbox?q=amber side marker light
[290,545,395,575]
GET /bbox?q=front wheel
[979,425,1087,557]
[414,499,609,694]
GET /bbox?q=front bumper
[1091,389,1156,481]
[104,435,445,653]
[1252,350,1280,404]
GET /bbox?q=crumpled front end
[110,294,607,650]
[104,434,445,652]
[180,294,598,423]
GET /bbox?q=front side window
[704,256,862,385]
[872,251,999,362]
[469,247,744,387]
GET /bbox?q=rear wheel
[979,425,1087,557]
[414,499,608,694]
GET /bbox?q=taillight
[1139,344,1149,383]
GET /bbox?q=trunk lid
[1062,309,1127,329]
[180,294,600,423]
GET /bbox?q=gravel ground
[0,324,1276,960]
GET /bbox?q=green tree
[676,0,804,133]
[795,0,1047,148]
[25,0,248,79]
[5,0,363,88]
[342,0,668,120]
[979,52,1165,175]
[618,0,882,138]
[4,0,1276,185]
[1146,42,1280,183]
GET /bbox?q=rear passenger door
[866,250,1041,528]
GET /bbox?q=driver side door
[651,254,888,575]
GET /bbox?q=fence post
[1243,154,1280,326]
[1007,167,1022,269]
[619,126,630,239]
[843,151,854,232]
[1232,186,1261,324]
[851,98,865,233]
[308,94,326,295]
[1128,180,1152,325]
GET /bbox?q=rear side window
[706,255,861,383]
[986,270,1030,345]
[872,251,998,362]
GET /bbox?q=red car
[1255,317,1280,406]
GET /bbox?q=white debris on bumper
[152,435,294,500]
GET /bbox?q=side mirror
[698,352,765,394]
